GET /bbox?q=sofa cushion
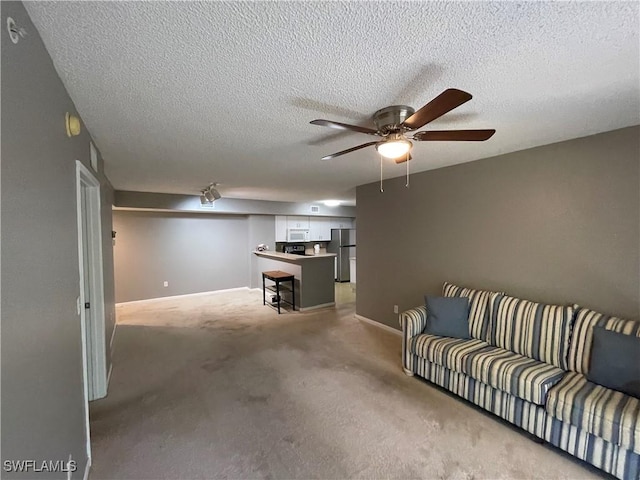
[587,326,640,398]
[491,295,574,370]
[443,282,501,343]
[462,345,565,405]
[423,296,471,339]
[567,306,640,374]
[409,334,488,372]
[546,372,640,454]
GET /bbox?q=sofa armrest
[400,306,427,375]
[400,306,427,339]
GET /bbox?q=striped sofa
[400,282,640,480]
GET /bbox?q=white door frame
[75,160,107,463]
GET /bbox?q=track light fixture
[200,183,221,204]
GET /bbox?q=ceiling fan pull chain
[379,154,384,193]
[406,152,410,188]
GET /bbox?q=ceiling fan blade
[395,153,412,164]
[321,142,379,160]
[413,129,496,141]
[310,119,379,136]
[402,89,472,130]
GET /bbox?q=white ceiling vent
[310,205,320,213]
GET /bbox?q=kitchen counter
[253,251,336,311]
[253,251,336,263]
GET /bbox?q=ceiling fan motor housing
[373,105,415,133]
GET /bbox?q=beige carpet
[90,287,600,479]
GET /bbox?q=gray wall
[113,211,251,302]
[2,1,115,477]
[248,215,276,289]
[102,187,116,364]
[356,126,640,329]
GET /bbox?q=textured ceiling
[25,1,640,205]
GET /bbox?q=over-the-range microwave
[287,228,310,242]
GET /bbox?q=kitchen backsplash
[276,241,328,254]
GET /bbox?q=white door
[76,161,107,404]
[80,185,96,399]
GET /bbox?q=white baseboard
[107,322,116,391]
[107,362,113,388]
[252,289,333,311]
[299,302,335,312]
[83,456,91,480]
[116,287,250,307]
[354,314,402,336]
[109,322,117,349]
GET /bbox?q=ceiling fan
[310,89,495,163]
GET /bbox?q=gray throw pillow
[587,326,640,399]
[423,296,471,339]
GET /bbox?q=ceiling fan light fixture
[376,138,412,159]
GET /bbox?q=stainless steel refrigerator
[327,229,356,282]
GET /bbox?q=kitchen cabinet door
[275,216,287,242]
[330,217,353,229]
[309,217,331,241]
[287,216,310,229]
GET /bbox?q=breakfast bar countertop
[253,251,336,263]
[253,250,336,311]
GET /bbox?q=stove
[283,244,305,255]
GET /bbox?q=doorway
[335,282,356,305]
[76,161,107,421]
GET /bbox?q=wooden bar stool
[262,270,295,313]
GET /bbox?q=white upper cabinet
[330,217,353,229]
[287,216,310,229]
[275,216,287,242]
[277,215,354,241]
[309,217,332,241]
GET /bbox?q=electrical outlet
[163,281,169,287]
[393,305,399,314]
